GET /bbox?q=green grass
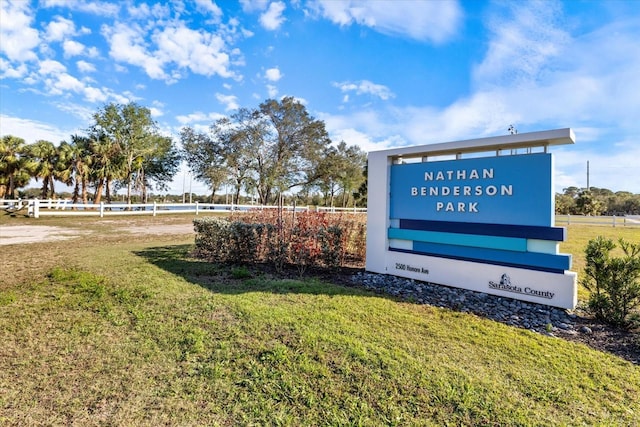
[557,224,640,300]
[1,216,639,425]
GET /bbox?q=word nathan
[424,167,494,181]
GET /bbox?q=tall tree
[337,142,366,207]
[89,133,123,204]
[314,141,366,207]
[70,135,93,204]
[28,140,60,199]
[314,145,342,207]
[212,108,267,203]
[575,189,603,216]
[137,135,181,202]
[180,127,228,202]
[0,135,34,198]
[90,103,164,204]
[256,96,331,204]
[56,141,76,197]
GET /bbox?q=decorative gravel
[352,271,580,334]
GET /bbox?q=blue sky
[1,0,639,195]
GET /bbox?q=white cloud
[102,20,238,82]
[266,84,278,98]
[35,59,118,104]
[76,60,96,73]
[176,111,225,125]
[473,0,569,88]
[149,107,164,117]
[102,22,167,80]
[308,0,462,43]
[325,126,396,153]
[240,0,270,13]
[62,40,86,57]
[44,16,76,42]
[334,80,395,101]
[86,46,100,58]
[0,58,28,78]
[319,109,404,145]
[260,1,286,30]
[264,67,282,81]
[51,102,95,122]
[0,0,39,61]
[154,24,234,78]
[82,85,107,103]
[194,0,223,18]
[41,0,120,16]
[0,114,74,144]
[48,73,85,94]
[39,59,67,75]
[128,2,169,19]
[215,93,240,111]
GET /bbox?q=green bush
[582,236,640,328]
[193,217,232,262]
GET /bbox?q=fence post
[99,202,104,218]
[153,201,157,217]
[195,201,199,215]
[31,199,39,218]
[567,214,570,225]
[613,215,616,227]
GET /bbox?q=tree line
[556,187,640,216]
[1,97,367,207]
[1,103,180,204]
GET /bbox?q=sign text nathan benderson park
[366,128,578,309]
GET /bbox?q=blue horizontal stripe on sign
[409,241,571,274]
[388,228,527,252]
[389,247,564,274]
[398,219,565,241]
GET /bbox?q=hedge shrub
[193,211,366,274]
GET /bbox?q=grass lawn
[1,215,639,426]
[557,223,640,300]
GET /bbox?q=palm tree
[0,135,34,198]
[58,136,93,204]
[89,134,123,204]
[56,141,76,197]
[27,140,59,199]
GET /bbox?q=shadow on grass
[134,244,371,298]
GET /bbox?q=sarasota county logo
[489,273,555,300]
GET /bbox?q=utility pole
[587,160,590,191]
[182,172,186,203]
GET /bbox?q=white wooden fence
[555,214,640,227]
[316,206,367,213]
[4,199,634,225]
[1,199,367,218]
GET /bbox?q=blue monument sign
[366,129,577,309]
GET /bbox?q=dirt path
[0,222,195,245]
